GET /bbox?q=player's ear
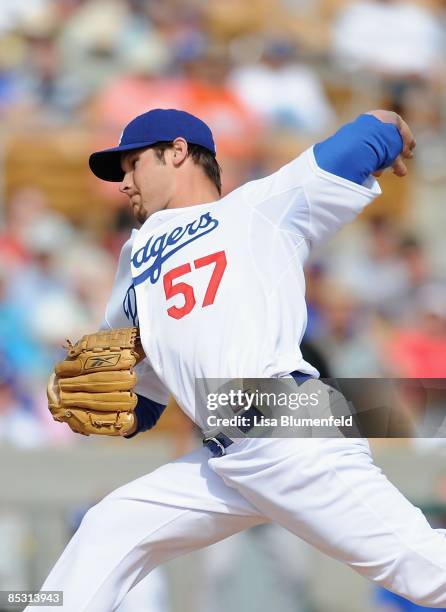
[171,138,188,167]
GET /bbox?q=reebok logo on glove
[86,354,121,369]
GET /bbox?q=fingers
[365,109,416,168]
[395,115,416,159]
[392,155,408,177]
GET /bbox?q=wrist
[365,109,400,128]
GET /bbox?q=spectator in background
[1,186,74,269]
[0,32,27,118]
[312,281,383,377]
[0,358,46,448]
[0,190,32,271]
[385,284,446,378]
[6,237,90,377]
[399,236,429,292]
[229,36,334,134]
[0,0,50,35]
[1,186,106,375]
[332,0,444,119]
[89,45,180,147]
[60,0,172,98]
[173,37,261,159]
[394,234,440,322]
[329,215,410,318]
[11,23,88,126]
[303,262,328,342]
[55,233,117,325]
[0,265,43,379]
[12,223,114,359]
[0,188,73,379]
[327,219,440,323]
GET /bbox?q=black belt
[203,371,312,458]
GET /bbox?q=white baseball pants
[29,438,446,611]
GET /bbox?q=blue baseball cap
[89,108,216,182]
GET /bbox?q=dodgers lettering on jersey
[123,283,138,326]
[132,212,219,286]
[113,146,381,428]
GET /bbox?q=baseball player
[32,108,446,611]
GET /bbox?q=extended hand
[366,110,416,177]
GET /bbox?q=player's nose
[119,172,134,195]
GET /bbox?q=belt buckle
[203,436,227,457]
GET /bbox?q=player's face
[120,147,175,224]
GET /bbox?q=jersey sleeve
[301,147,381,245]
[241,115,394,246]
[133,359,169,406]
[101,230,170,407]
[103,230,139,330]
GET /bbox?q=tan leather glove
[47,327,142,436]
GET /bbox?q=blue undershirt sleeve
[125,394,166,438]
[313,114,403,185]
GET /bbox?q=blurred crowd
[0,0,446,447]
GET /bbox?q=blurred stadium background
[0,0,446,610]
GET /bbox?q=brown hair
[152,141,222,195]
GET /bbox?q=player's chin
[131,203,148,225]
[135,209,149,224]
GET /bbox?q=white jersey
[105,147,380,423]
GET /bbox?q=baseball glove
[47,327,143,436]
